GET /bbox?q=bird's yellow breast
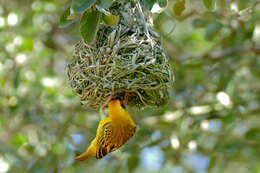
[108,99,136,127]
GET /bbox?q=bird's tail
[75,144,96,161]
[75,151,92,161]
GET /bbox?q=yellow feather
[75,99,136,161]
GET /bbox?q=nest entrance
[66,1,173,109]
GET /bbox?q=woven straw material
[66,1,173,109]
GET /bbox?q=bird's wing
[96,117,110,139]
[96,121,114,159]
[96,122,136,159]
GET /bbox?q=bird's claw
[122,92,131,106]
[101,95,113,109]
[102,93,132,108]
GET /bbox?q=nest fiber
[66,1,173,109]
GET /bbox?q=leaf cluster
[59,0,170,43]
[60,0,120,43]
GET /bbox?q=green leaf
[217,0,226,9]
[59,7,74,28]
[205,22,222,40]
[97,0,114,9]
[173,0,185,17]
[0,117,3,127]
[14,70,20,88]
[192,18,208,28]
[127,153,139,172]
[20,37,33,51]
[80,10,101,43]
[202,0,215,11]
[154,11,175,34]
[12,135,28,147]
[158,0,168,8]
[102,13,120,26]
[71,0,97,14]
[246,128,260,141]
[142,0,157,10]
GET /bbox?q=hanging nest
[66,1,174,109]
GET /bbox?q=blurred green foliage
[0,0,260,173]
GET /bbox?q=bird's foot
[101,95,113,109]
[122,92,131,106]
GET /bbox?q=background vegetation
[0,0,260,172]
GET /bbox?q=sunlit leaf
[80,10,101,43]
[59,7,74,28]
[102,13,120,26]
[20,37,33,51]
[217,0,226,9]
[202,0,215,11]
[71,0,97,14]
[173,0,185,17]
[12,135,28,147]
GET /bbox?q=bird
[75,94,136,161]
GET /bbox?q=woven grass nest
[66,1,173,109]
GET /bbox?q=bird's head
[111,94,121,101]
[109,94,126,109]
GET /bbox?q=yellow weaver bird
[75,94,136,161]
